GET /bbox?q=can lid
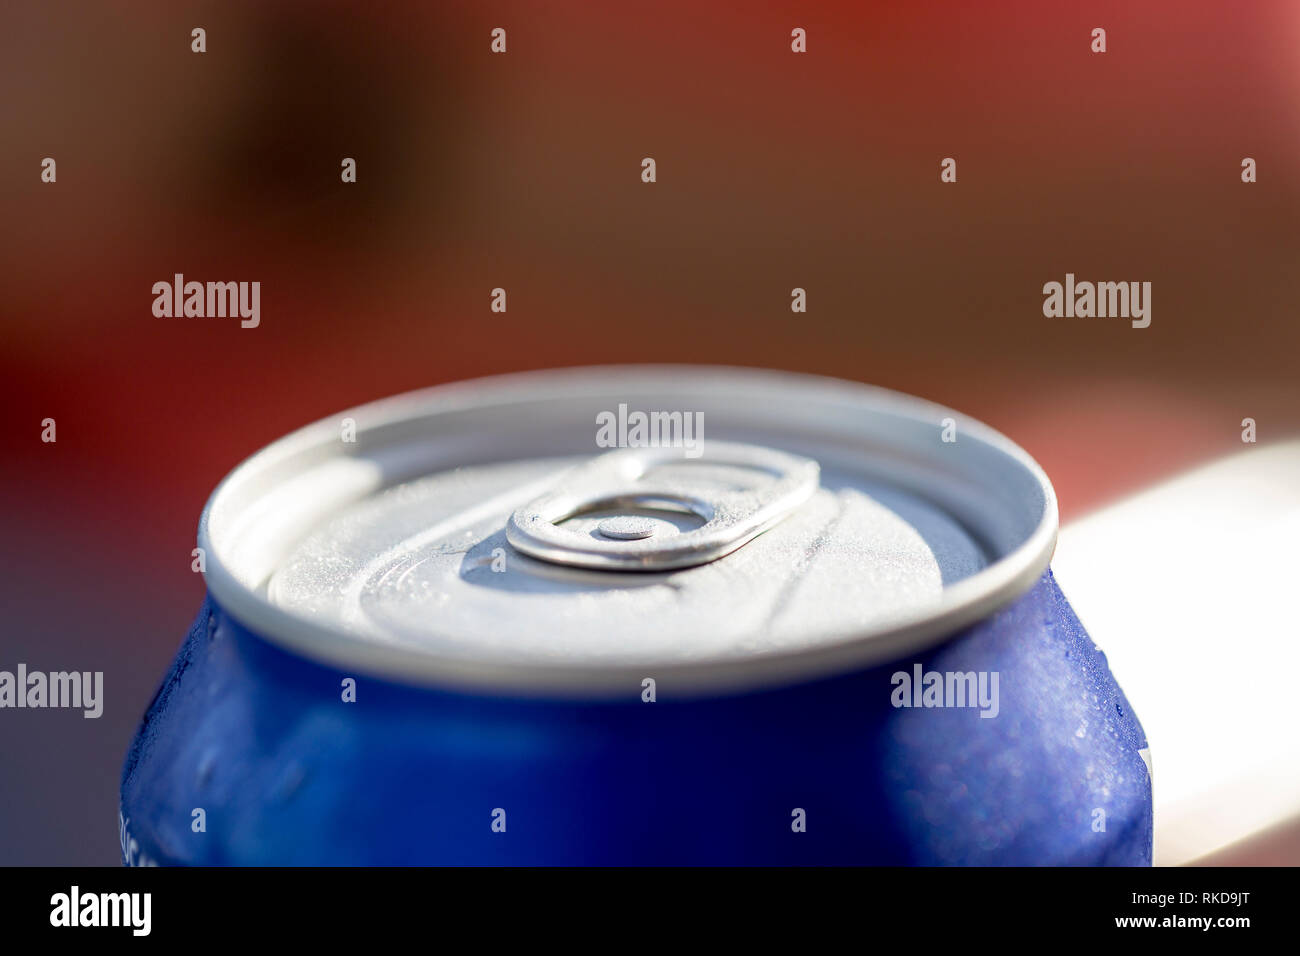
[199,366,1057,696]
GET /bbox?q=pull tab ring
[506,441,819,571]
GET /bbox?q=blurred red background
[2,1,1298,863]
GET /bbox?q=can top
[199,366,1057,697]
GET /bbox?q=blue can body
[120,570,1151,865]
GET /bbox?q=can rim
[197,365,1058,698]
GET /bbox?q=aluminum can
[120,366,1153,865]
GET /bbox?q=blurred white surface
[1054,440,1300,866]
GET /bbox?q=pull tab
[506,442,819,571]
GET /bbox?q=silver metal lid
[198,366,1057,696]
